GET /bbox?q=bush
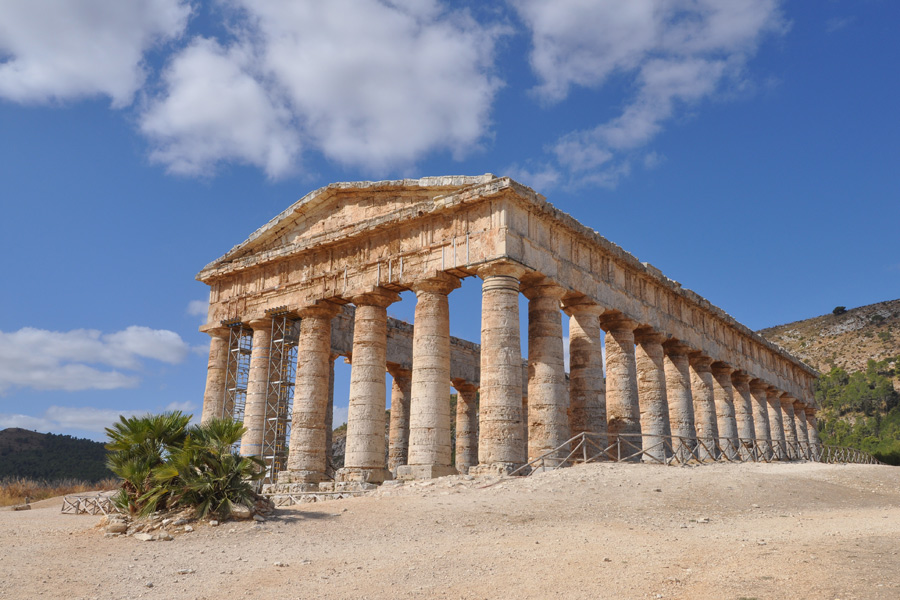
[833,306,847,315]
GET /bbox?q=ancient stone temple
[196,175,819,486]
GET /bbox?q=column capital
[633,326,666,345]
[200,324,230,338]
[598,312,638,333]
[688,352,713,370]
[731,371,752,386]
[246,316,273,330]
[351,288,401,308]
[779,394,797,407]
[296,301,342,319]
[387,364,412,380]
[804,406,817,416]
[710,361,734,376]
[561,297,604,317]
[662,339,693,356]
[411,272,461,296]
[476,259,528,280]
[452,380,478,394]
[749,378,769,393]
[766,387,784,400]
[521,278,567,301]
[793,398,808,409]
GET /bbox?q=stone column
[767,389,787,460]
[689,354,718,461]
[711,362,739,460]
[634,329,671,463]
[325,354,337,476]
[599,314,641,461]
[563,301,607,450]
[781,396,799,460]
[731,372,756,460]
[400,273,461,480]
[387,367,412,474]
[455,383,479,474]
[240,317,272,458]
[805,407,821,460]
[201,327,230,424]
[337,290,400,483]
[663,341,695,461]
[795,400,810,459]
[282,303,340,483]
[471,262,527,475]
[749,379,772,460]
[523,281,570,467]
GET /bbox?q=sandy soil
[1,462,898,600]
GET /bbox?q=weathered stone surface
[200,329,229,424]
[689,354,718,461]
[711,363,739,460]
[634,329,671,463]
[601,315,641,461]
[663,341,695,460]
[780,396,800,460]
[387,367,412,473]
[795,400,810,458]
[749,379,772,459]
[240,318,271,458]
[454,383,478,473]
[767,389,787,460]
[731,372,756,459]
[564,301,606,447]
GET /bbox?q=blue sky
[1,1,897,442]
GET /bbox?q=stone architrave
[711,363,739,460]
[399,274,461,480]
[387,367,412,473]
[781,396,800,460]
[749,379,772,460]
[794,400,810,459]
[600,314,641,461]
[201,327,230,424]
[563,301,607,451]
[767,389,787,460]
[455,383,479,473]
[337,290,400,484]
[689,354,718,461]
[663,341,695,461]
[470,262,527,475]
[731,372,756,459]
[282,303,340,483]
[240,318,273,458]
[634,329,672,463]
[523,281,570,467]
[805,407,821,459]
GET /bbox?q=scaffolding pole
[222,322,252,451]
[260,310,299,484]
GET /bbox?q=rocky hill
[758,298,900,379]
[0,428,112,482]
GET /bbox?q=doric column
[780,396,799,460]
[201,327,230,424]
[805,407,821,460]
[749,379,772,460]
[471,262,527,475]
[387,367,412,474]
[240,317,272,458]
[325,354,337,476]
[663,341,695,461]
[711,362,739,460]
[563,301,607,449]
[282,303,340,483]
[731,372,756,460]
[767,388,787,460]
[337,289,400,483]
[794,400,810,460]
[689,354,718,461]
[455,383,479,474]
[523,280,570,467]
[400,273,461,480]
[599,314,641,461]
[634,328,671,463]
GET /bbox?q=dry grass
[0,476,119,507]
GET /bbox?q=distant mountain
[0,428,113,482]
[758,298,900,378]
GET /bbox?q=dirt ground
[1,461,898,600]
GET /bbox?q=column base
[277,470,326,485]
[396,464,458,480]
[336,467,392,484]
[468,462,524,476]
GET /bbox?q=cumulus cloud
[0,326,191,393]
[0,0,191,106]
[140,0,506,176]
[511,0,788,187]
[186,299,208,318]
[0,405,142,434]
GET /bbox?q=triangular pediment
[197,174,500,281]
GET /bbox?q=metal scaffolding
[261,310,299,484]
[222,321,252,429]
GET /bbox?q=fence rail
[510,432,882,476]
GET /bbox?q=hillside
[758,298,900,377]
[0,428,112,482]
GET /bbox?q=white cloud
[512,0,788,187]
[140,0,506,176]
[0,405,142,434]
[0,326,192,393]
[0,0,191,107]
[332,404,349,429]
[187,299,208,318]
